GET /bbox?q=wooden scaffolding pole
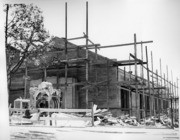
[64,2,68,108]
[151,51,155,116]
[106,59,109,109]
[171,71,175,123]
[166,65,170,109]
[134,34,139,121]
[170,81,174,128]
[129,55,132,116]
[174,82,176,121]
[141,43,146,118]
[164,73,167,114]
[176,78,179,120]
[167,66,173,127]
[145,46,152,117]
[160,59,163,113]
[156,70,160,119]
[85,1,89,109]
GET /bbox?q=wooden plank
[39,108,92,113]
[39,117,91,121]
[10,108,92,113]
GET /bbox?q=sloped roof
[49,37,78,51]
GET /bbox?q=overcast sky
[2,0,180,91]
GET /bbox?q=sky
[1,0,180,92]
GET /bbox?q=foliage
[6,4,51,77]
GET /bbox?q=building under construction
[9,2,179,123]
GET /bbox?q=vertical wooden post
[91,102,94,126]
[171,71,174,123]
[176,78,179,121]
[106,59,109,109]
[170,96,174,128]
[145,46,151,118]
[164,73,167,114]
[166,66,170,112]
[129,55,132,116]
[124,67,126,81]
[134,34,139,121]
[156,70,160,119]
[134,34,137,82]
[24,59,28,99]
[0,4,10,140]
[95,45,98,60]
[160,59,163,114]
[151,51,155,116]
[141,43,145,119]
[64,2,68,109]
[174,82,176,121]
[85,1,89,109]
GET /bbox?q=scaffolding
[17,2,179,127]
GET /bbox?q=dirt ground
[9,125,179,140]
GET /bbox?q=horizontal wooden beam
[39,108,91,113]
[40,117,91,121]
[67,36,85,41]
[135,87,166,91]
[87,40,153,49]
[78,44,101,48]
[115,62,147,66]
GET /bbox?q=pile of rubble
[86,105,178,128]
[85,105,140,126]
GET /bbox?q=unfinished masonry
[9,2,179,124]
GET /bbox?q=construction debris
[86,104,177,128]
[10,103,178,128]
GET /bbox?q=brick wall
[10,38,121,110]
